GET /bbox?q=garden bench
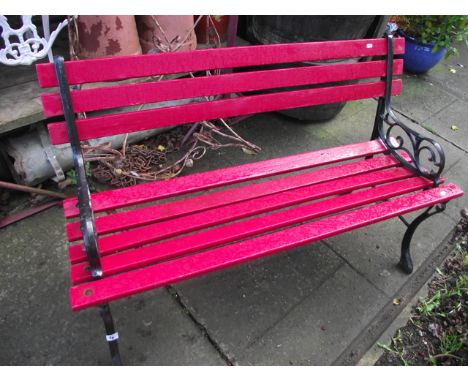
[36,34,463,365]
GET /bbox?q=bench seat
[63,139,463,310]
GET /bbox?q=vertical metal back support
[383,33,394,112]
[371,33,394,140]
[53,56,102,278]
[54,57,122,365]
[371,98,385,140]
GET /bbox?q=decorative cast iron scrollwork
[378,107,445,185]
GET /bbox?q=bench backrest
[37,38,404,145]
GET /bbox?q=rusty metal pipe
[0,180,67,199]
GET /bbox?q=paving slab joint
[322,240,390,297]
[165,285,234,365]
[392,108,468,154]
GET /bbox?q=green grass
[409,317,422,329]
[439,333,464,354]
[417,273,468,317]
[454,239,468,267]
[378,329,409,366]
[417,290,443,316]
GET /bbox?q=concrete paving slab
[299,98,376,144]
[423,99,468,152]
[235,264,387,365]
[391,73,458,123]
[323,210,456,298]
[174,242,345,364]
[420,45,468,103]
[107,290,226,365]
[0,206,225,365]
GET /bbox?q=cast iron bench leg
[399,203,447,274]
[99,304,122,365]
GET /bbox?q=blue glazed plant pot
[403,35,447,74]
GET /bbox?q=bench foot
[99,304,122,366]
[399,203,446,274]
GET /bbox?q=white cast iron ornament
[0,15,68,65]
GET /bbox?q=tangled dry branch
[83,117,261,188]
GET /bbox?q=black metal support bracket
[372,33,446,185]
[54,56,122,365]
[399,203,447,274]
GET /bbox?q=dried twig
[149,15,203,53]
[87,115,260,188]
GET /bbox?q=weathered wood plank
[0,80,46,134]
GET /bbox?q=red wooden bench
[36,34,463,365]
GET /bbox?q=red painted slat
[69,166,415,262]
[65,154,401,242]
[69,183,462,310]
[63,140,388,218]
[48,80,402,144]
[70,175,433,284]
[41,60,403,117]
[37,38,405,87]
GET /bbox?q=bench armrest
[378,105,445,185]
[376,32,445,185]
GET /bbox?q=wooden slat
[63,140,388,218]
[69,166,415,262]
[69,183,462,310]
[41,60,403,117]
[66,154,401,241]
[48,80,402,144]
[37,38,405,87]
[70,176,433,284]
